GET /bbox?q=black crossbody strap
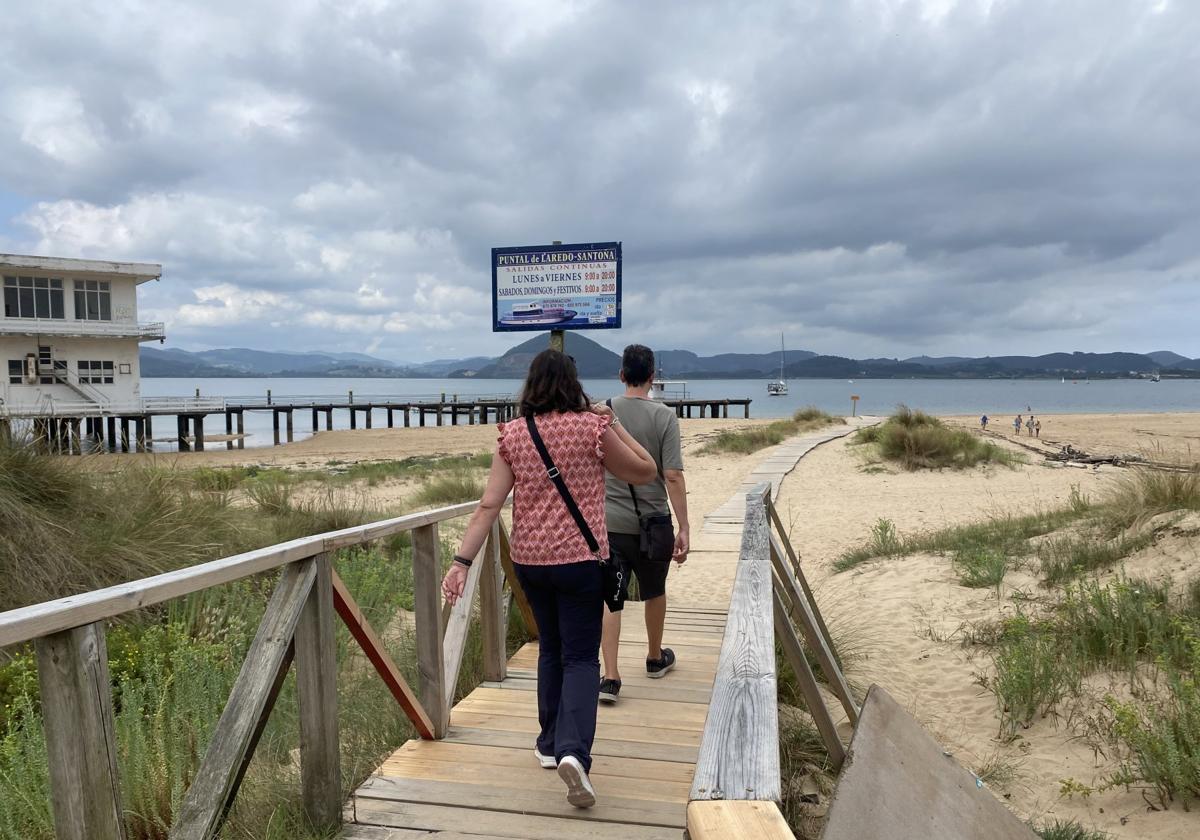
[606,399,643,518]
[525,414,601,557]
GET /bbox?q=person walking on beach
[599,344,690,705]
[980,414,989,431]
[1027,415,1036,436]
[442,350,656,809]
[1014,414,1023,435]
[1035,419,1042,438]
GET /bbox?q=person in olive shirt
[599,345,690,703]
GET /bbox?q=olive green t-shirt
[604,395,684,535]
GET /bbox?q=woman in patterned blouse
[442,349,655,808]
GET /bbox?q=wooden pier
[1,394,751,454]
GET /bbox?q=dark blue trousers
[514,560,603,772]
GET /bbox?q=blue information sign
[491,241,622,332]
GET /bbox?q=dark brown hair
[519,349,590,416]
[621,344,655,387]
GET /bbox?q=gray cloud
[1,0,1197,362]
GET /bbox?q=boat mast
[780,332,785,382]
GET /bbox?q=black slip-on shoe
[646,648,676,679]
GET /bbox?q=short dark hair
[621,344,655,387]
[519,349,590,417]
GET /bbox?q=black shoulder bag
[525,414,624,612]
[606,400,675,563]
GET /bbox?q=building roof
[0,253,162,284]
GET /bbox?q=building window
[73,279,112,321]
[37,346,57,384]
[78,360,115,385]
[3,276,65,319]
[7,360,22,385]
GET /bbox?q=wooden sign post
[850,395,860,417]
[549,241,564,352]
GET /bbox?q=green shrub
[991,615,1073,737]
[853,405,1019,470]
[1105,467,1200,531]
[411,471,486,507]
[1104,634,1200,809]
[834,518,905,571]
[954,546,1008,589]
[1037,531,1156,585]
[700,409,844,456]
[1034,819,1111,840]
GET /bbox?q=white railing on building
[0,318,166,341]
[0,396,226,419]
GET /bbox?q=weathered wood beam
[766,499,835,647]
[295,554,342,831]
[690,486,780,803]
[687,800,796,840]
[478,521,507,682]
[0,500,482,647]
[496,522,537,641]
[35,621,126,840]
[769,533,858,725]
[772,583,845,770]
[411,523,449,738]
[331,570,435,740]
[170,558,317,840]
[440,542,485,707]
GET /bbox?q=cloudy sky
[1,0,1197,362]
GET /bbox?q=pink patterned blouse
[497,411,610,566]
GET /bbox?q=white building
[1,254,165,418]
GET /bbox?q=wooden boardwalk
[343,600,726,839]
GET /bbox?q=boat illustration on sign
[498,303,577,326]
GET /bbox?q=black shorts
[607,531,671,610]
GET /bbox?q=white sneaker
[534,748,556,769]
[557,755,596,808]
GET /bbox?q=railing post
[294,554,342,831]
[35,621,126,840]
[411,523,449,737]
[480,521,507,681]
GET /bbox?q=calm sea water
[141,377,1199,451]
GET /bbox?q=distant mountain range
[141,340,1200,380]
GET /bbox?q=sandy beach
[130,410,1198,837]
[775,412,1199,840]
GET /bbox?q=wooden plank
[378,754,692,802]
[770,533,859,725]
[332,570,435,740]
[411,523,448,738]
[441,541,484,705]
[35,621,126,840]
[765,498,835,644]
[822,685,1039,840]
[389,739,698,783]
[772,586,845,770]
[350,799,683,840]
[687,800,796,840]
[496,522,537,640]
[172,558,317,839]
[355,776,686,828]
[690,487,781,804]
[342,826,514,840]
[294,554,341,831]
[0,500,486,648]
[460,686,710,726]
[479,678,713,705]
[479,521,507,681]
[441,726,700,764]
[450,709,703,747]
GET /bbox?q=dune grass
[0,439,527,839]
[852,405,1020,470]
[699,407,844,456]
[411,470,487,507]
[1034,819,1111,840]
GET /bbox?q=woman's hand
[442,563,468,606]
[590,402,614,421]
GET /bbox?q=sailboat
[767,332,788,396]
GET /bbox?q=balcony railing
[0,396,226,418]
[0,318,166,341]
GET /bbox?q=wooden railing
[686,484,860,839]
[0,500,534,840]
